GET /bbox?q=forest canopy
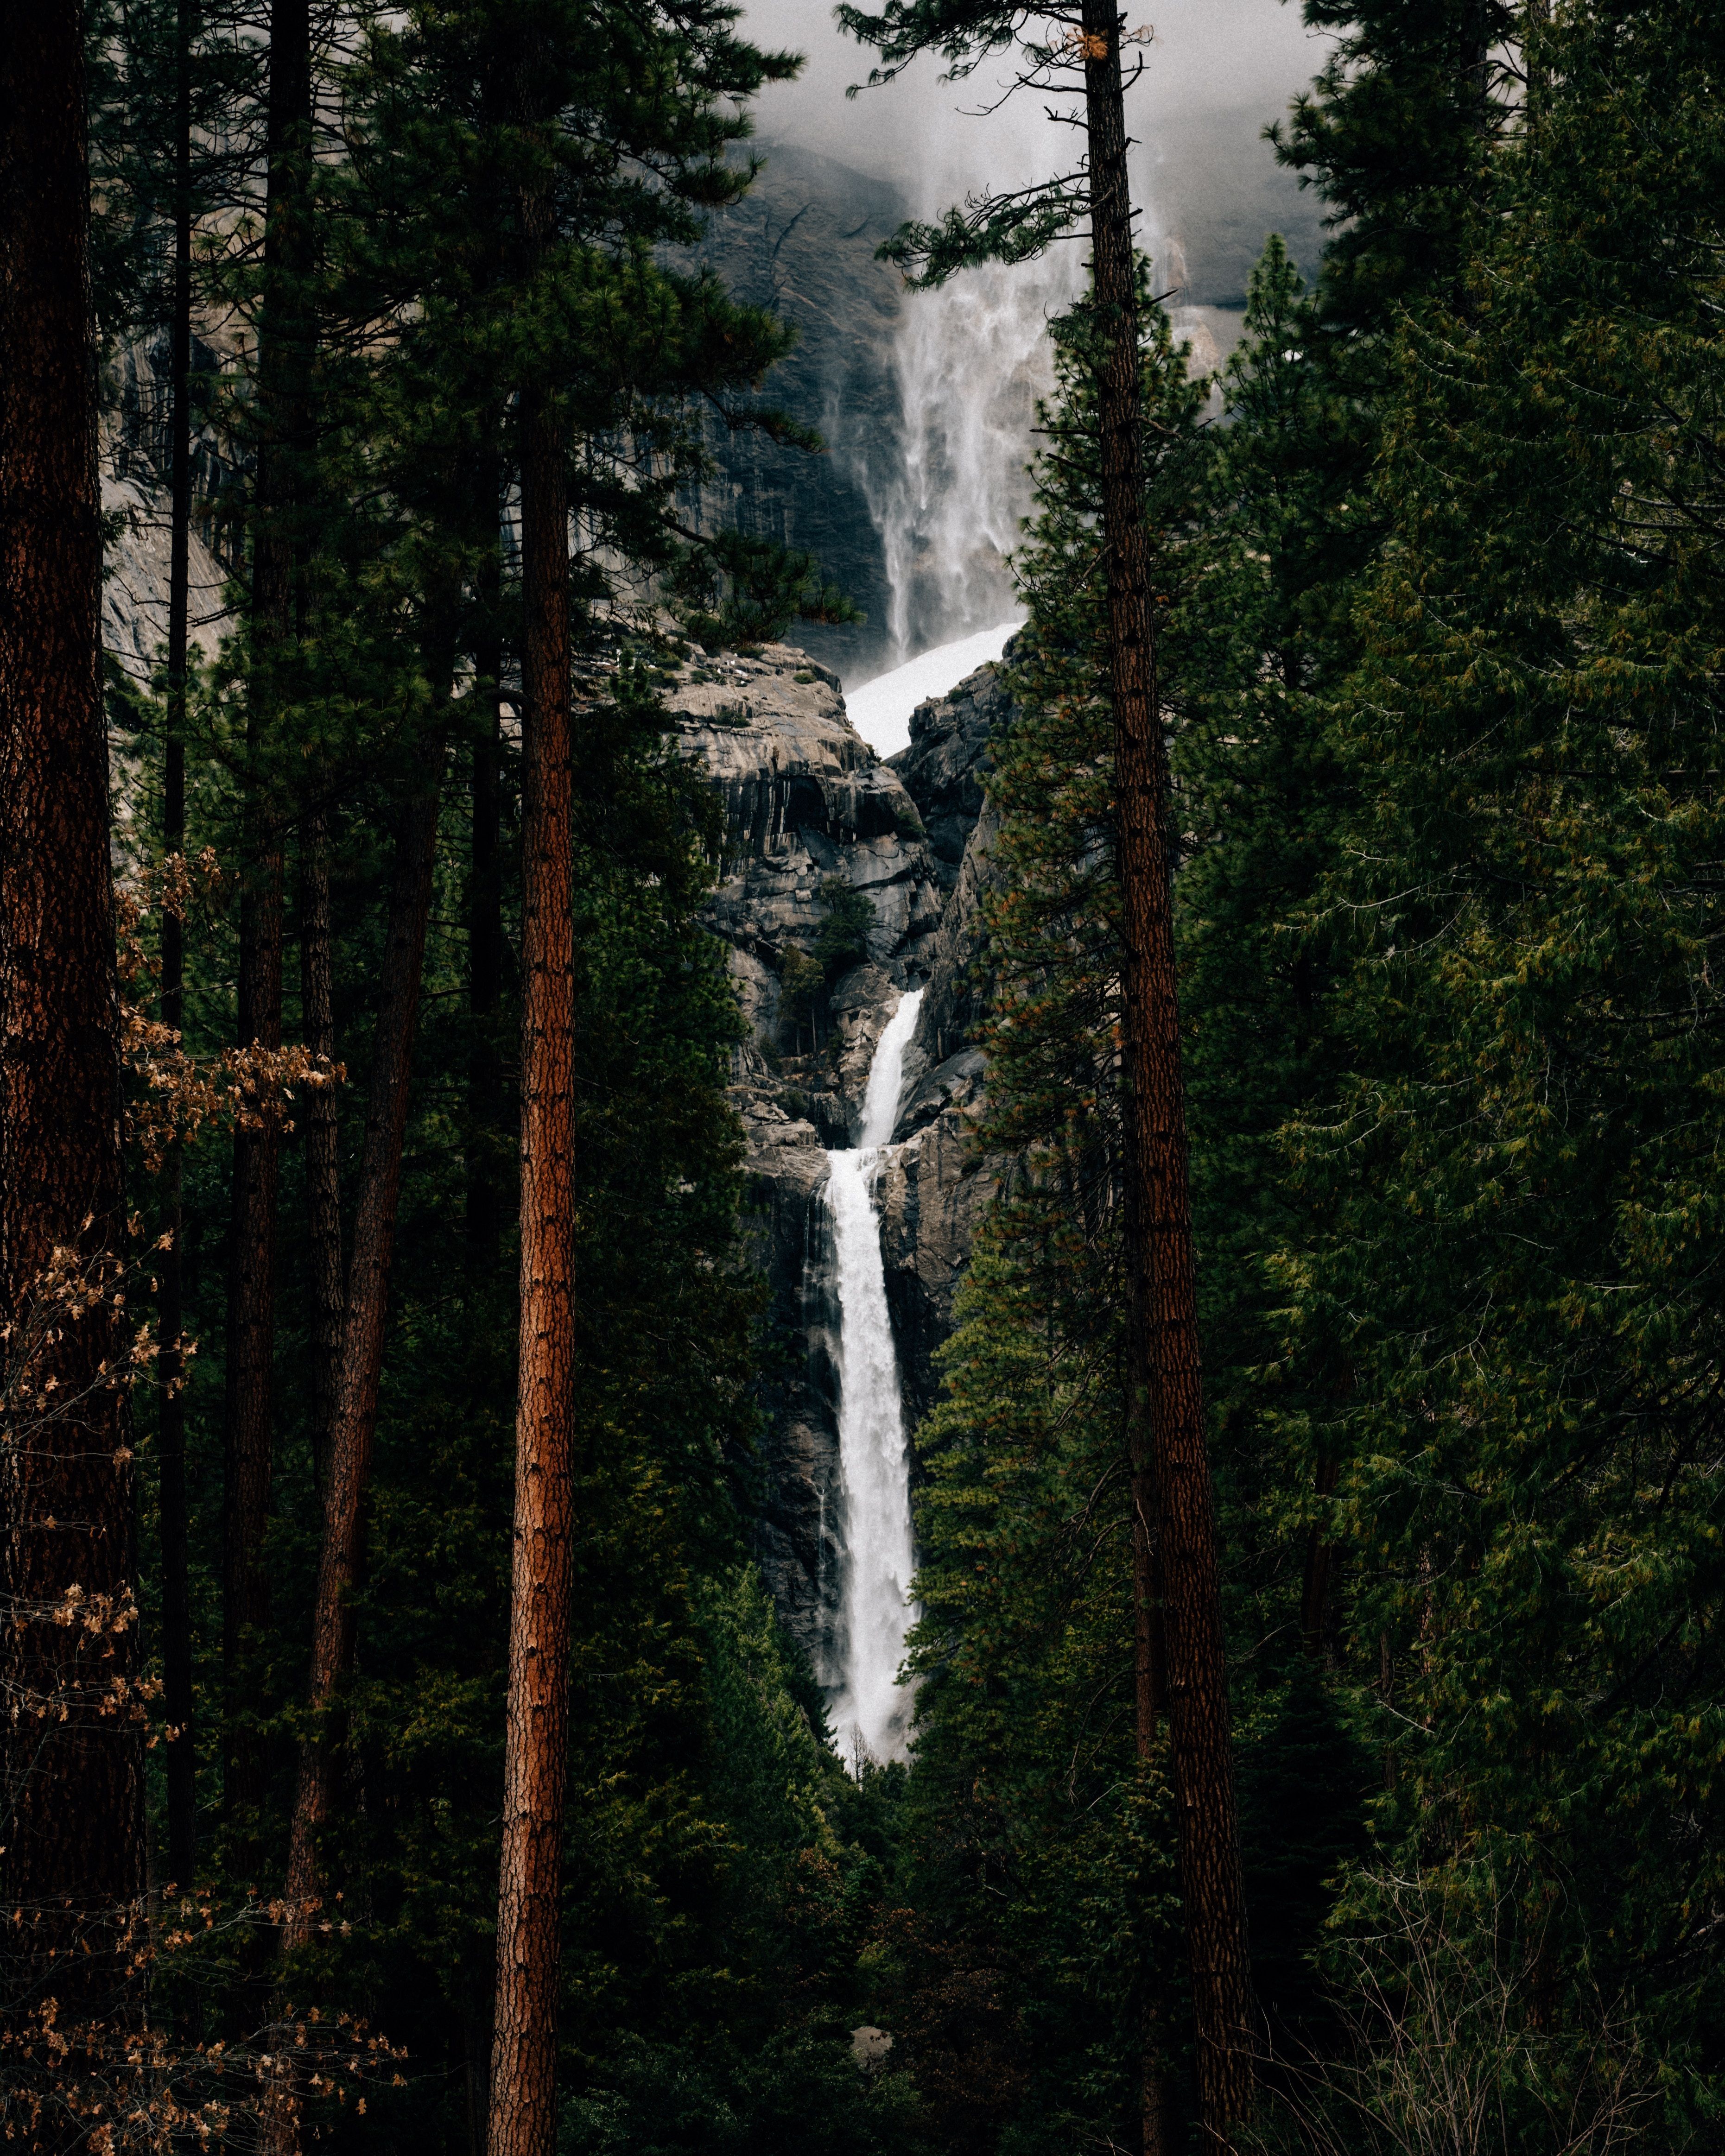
[3,1,1724,2154]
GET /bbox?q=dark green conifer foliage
[93,0,895,2142]
[57,0,1725,2149]
[894,289,1201,2151]
[1230,0,1725,2139]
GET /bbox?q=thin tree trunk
[224,0,311,1824]
[300,802,341,1496]
[1131,1481,1169,2156]
[1080,0,1253,2134]
[223,842,284,1821]
[486,242,577,2156]
[0,0,145,2030]
[281,754,445,1948]
[158,0,199,1890]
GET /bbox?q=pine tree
[898,289,1221,2150]
[1243,0,1725,2128]
[837,0,1254,2123]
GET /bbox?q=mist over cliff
[686,0,1332,683]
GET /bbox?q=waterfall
[825,986,925,1769]
[861,251,1079,664]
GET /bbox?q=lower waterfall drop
[826,986,925,1769]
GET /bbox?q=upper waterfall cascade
[862,252,1078,666]
[825,987,926,1769]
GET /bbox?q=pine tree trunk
[486,314,577,2156]
[0,0,145,2032]
[158,0,198,1890]
[1132,1473,1169,2156]
[1080,0,1253,2132]
[300,802,342,1497]
[224,0,311,1823]
[281,757,445,1948]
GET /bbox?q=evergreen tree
[837,0,1257,2118]
[1271,0,1725,2130]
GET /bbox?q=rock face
[887,659,1001,886]
[673,642,1012,1668]
[670,643,947,1140]
[881,670,1012,1427]
[681,143,913,687]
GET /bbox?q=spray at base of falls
[825,987,926,1769]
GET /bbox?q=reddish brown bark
[1127,1343,1169,2156]
[486,372,577,2156]
[157,0,199,1890]
[300,803,342,1497]
[280,762,445,1949]
[1080,0,1253,2134]
[0,0,145,2025]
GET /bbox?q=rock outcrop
[887,660,1000,888]
[881,668,1012,1426]
[672,643,1011,1665]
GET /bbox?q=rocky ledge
[668,641,1012,1671]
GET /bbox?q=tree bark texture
[0,0,145,2028]
[157,0,199,1889]
[300,804,342,1498]
[1132,1466,1170,2156]
[1080,0,1253,2134]
[281,760,445,1949]
[486,365,577,2156]
[223,0,311,1823]
[249,0,312,660]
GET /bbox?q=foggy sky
[739,0,1335,240]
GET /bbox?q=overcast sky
[738,0,1335,218]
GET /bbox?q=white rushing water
[843,620,1023,759]
[860,251,1079,666]
[826,986,926,1769]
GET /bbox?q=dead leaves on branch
[115,855,342,1173]
[0,1956,403,2155]
[3,1238,180,1741]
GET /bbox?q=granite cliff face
[668,643,1011,1667]
[680,122,1329,688]
[92,317,1016,1677]
[680,143,913,686]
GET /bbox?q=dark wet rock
[887,658,1011,884]
[669,637,1011,1664]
